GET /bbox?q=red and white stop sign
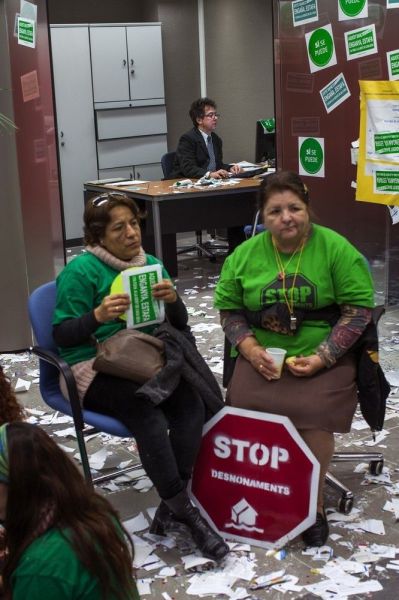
[189,407,320,549]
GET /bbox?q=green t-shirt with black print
[214,224,374,358]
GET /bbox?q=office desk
[84,178,262,274]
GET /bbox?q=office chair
[244,209,266,238]
[222,304,385,515]
[161,151,228,262]
[28,281,143,487]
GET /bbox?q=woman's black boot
[149,501,178,536]
[164,490,229,561]
[302,508,329,547]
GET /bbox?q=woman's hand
[94,293,130,323]
[286,354,324,377]
[238,337,279,381]
[152,279,177,304]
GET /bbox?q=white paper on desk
[107,179,149,186]
[235,160,259,168]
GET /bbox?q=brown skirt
[226,354,357,433]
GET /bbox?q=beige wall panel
[204,0,274,163]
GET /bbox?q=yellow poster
[356,80,399,206]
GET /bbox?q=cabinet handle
[122,59,127,67]
[60,131,64,138]
[130,59,134,66]
[61,142,65,147]
[130,69,135,75]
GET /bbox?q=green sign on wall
[17,17,36,48]
[387,50,399,81]
[345,24,377,61]
[306,25,337,73]
[299,137,325,177]
[338,0,367,20]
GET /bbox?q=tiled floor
[3,236,399,599]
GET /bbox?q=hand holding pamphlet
[110,265,165,329]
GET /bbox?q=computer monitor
[255,121,276,164]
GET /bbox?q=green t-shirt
[53,251,170,365]
[11,527,139,600]
[214,224,374,357]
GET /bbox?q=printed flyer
[356,80,399,205]
[111,264,165,329]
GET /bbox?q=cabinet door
[51,26,98,241]
[126,25,165,101]
[135,163,164,181]
[90,27,129,103]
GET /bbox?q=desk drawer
[96,106,167,140]
[97,135,167,169]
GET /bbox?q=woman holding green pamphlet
[0,422,139,599]
[53,192,228,562]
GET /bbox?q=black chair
[160,152,228,262]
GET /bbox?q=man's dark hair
[189,97,217,127]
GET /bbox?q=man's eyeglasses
[91,192,127,207]
[203,112,220,119]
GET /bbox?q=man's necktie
[207,135,216,172]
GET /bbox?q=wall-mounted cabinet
[50,23,167,242]
[90,25,165,108]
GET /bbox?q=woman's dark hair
[258,170,310,211]
[84,192,145,246]
[189,97,217,127]
[2,422,135,599]
[0,365,25,424]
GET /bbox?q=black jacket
[170,127,229,179]
[136,322,224,418]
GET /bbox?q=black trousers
[84,373,205,500]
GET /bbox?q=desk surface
[84,178,262,275]
[85,177,262,201]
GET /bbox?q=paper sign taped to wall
[20,70,40,102]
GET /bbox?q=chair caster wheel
[338,496,353,514]
[369,460,383,475]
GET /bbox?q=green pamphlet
[110,265,164,329]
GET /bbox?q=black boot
[302,508,329,547]
[164,490,229,561]
[149,501,181,536]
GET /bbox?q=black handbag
[93,329,165,384]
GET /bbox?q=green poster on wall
[298,137,325,177]
[305,24,337,73]
[387,49,399,80]
[338,0,368,20]
[344,24,377,61]
[17,16,36,48]
[292,0,319,27]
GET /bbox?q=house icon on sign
[232,498,258,527]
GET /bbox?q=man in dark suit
[170,98,242,179]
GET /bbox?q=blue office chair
[244,209,266,238]
[160,152,228,261]
[161,151,177,181]
[28,281,143,486]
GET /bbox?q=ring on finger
[259,364,263,370]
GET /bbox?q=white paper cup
[266,347,287,379]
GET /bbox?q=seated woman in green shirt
[0,422,140,600]
[215,171,375,548]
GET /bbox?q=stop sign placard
[189,407,320,549]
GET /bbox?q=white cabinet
[90,25,165,108]
[50,26,98,241]
[51,23,167,242]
